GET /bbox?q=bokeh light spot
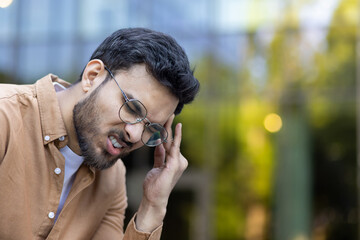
[264,113,282,133]
[0,0,13,8]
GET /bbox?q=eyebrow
[123,90,135,100]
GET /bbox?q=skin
[56,59,188,232]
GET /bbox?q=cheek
[96,99,122,124]
[97,84,123,112]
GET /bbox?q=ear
[81,59,106,93]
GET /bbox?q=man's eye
[125,100,146,117]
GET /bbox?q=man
[0,28,200,239]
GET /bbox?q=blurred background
[0,0,359,239]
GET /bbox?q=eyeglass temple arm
[104,66,130,102]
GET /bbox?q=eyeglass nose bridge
[135,117,143,123]
[123,116,151,134]
[142,117,152,126]
[126,120,168,147]
[127,116,150,126]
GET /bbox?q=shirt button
[59,136,65,141]
[44,135,50,141]
[54,168,62,175]
[48,212,55,219]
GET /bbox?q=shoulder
[0,83,38,119]
[0,83,38,163]
[94,160,127,196]
[0,83,35,100]
[0,83,38,125]
[110,159,126,184]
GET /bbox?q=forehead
[113,64,179,122]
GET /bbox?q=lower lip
[107,137,122,156]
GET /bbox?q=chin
[83,153,120,170]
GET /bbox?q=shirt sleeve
[92,211,163,240]
[91,161,163,240]
[123,213,163,240]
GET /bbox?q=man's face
[73,64,179,170]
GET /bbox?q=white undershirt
[55,145,84,221]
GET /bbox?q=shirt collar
[35,74,71,147]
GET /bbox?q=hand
[135,114,188,232]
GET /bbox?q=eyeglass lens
[120,99,147,123]
[142,123,168,147]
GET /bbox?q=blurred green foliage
[178,0,358,239]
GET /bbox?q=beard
[72,83,130,170]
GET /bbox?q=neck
[56,84,83,155]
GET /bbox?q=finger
[167,123,182,159]
[153,144,166,168]
[164,114,175,150]
[172,122,182,148]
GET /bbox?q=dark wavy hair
[79,28,200,115]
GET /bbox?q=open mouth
[107,135,125,156]
[109,135,123,149]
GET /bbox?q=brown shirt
[0,75,162,240]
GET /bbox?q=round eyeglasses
[105,66,168,147]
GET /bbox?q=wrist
[135,199,167,232]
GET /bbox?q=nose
[124,123,144,144]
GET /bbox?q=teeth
[109,136,123,148]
